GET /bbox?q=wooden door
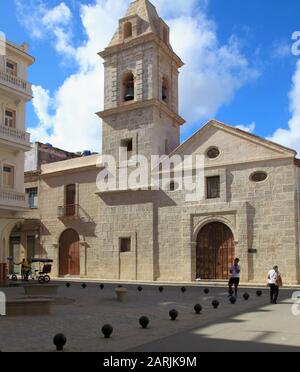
[66,184,76,216]
[196,222,234,280]
[59,229,80,276]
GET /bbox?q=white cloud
[235,122,256,133]
[167,15,259,128]
[27,0,128,152]
[19,0,259,152]
[15,1,75,57]
[272,40,291,59]
[269,60,300,155]
[31,85,52,130]
[42,2,71,26]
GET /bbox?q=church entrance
[59,229,80,276]
[196,222,235,280]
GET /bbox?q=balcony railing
[58,204,80,219]
[0,190,26,202]
[0,125,31,148]
[0,70,32,96]
[0,190,28,209]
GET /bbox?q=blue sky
[0,0,300,154]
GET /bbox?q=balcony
[58,204,80,220]
[0,125,31,151]
[0,190,29,210]
[0,70,32,99]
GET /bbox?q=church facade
[22,0,300,284]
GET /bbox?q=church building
[18,0,300,284]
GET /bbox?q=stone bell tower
[97,0,185,162]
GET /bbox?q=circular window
[206,147,220,159]
[250,171,268,183]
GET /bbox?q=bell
[124,85,134,101]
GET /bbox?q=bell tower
[97,0,185,162]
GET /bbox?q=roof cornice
[97,98,185,126]
[6,41,35,65]
[170,119,297,158]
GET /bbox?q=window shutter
[207,176,220,199]
[3,166,14,188]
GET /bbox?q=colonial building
[22,0,300,284]
[0,39,34,280]
[7,142,80,276]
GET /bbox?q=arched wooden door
[59,229,80,276]
[196,222,235,280]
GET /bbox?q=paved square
[0,282,299,352]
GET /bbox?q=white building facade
[0,39,34,280]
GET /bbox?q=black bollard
[243,293,250,301]
[194,304,202,314]
[229,296,237,305]
[212,300,219,309]
[100,284,104,290]
[66,283,70,288]
[138,286,143,292]
[181,287,186,293]
[82,283,87,289]
[102,324,113,339]
[169,309,178,320]
[139,316,150,329]
[204,288,210,295]
[256,290,262,297]
[158,286,164,293]
[53,334,67,351]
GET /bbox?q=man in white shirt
[268,265,281,304]
[228,258,241,297]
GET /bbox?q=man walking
[228,258,241,297]
[268,265,282,304]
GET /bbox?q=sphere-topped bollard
[138,286,143,292]
[53,334,67,351]
[82,283,87,289]
[256,290,262,297]
[181,287,186,293]
[139,316,150,329]
[212,300,219,309]
[204,288,210,295]
[100,284,104,290]
[194,304,202,314]
[169,309,178,321]
[66,283,70,288]
[243,293,250,301]
[229,296,237,305]
[102,324,113,339]
[158,286,164,293]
